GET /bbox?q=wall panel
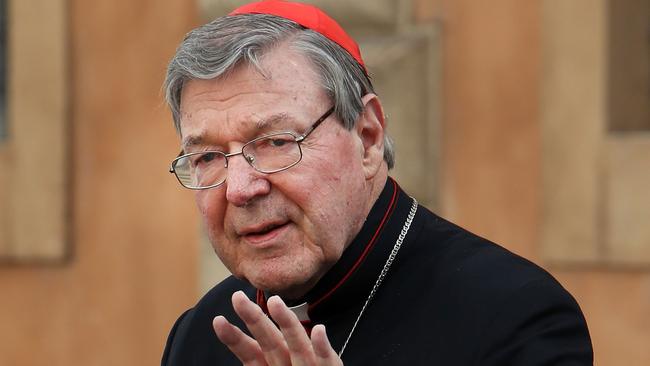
[0,0,200,364]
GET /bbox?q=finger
[311,324,343,365]
[267,296,316,365]
[231,291,290,365]
[213,315,266,366]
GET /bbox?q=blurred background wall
[0,0,648,365]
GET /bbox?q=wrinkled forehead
[177,47,331,147]
[179,110,302,152]
[179,44,324,108]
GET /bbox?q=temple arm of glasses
[169,150,184,173]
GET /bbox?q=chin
[245,265,317,299]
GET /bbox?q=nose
[224,153,271,207]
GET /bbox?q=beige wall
[417,1,650,365]
[0,0,200,364]
[416,0,541,261]
[0,0,648,365]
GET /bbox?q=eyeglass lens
[173,133,303,189]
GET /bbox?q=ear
[355,93,387,179]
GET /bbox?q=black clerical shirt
[162,177,593,365]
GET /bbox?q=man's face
[179,45,371,298]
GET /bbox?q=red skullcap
[229,0,367,74]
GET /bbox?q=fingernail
[268,295,285,305]
[213,315,226,327]
[318,324,327,335]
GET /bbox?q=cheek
[195,190,227,231]
[289,154,366,246]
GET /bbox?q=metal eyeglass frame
[169,106,335,190]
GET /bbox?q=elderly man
[161,1,593,365]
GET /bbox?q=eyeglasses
[169,107,335,190]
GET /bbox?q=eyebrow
[255,112,292,130]
[180,135,205,152]
[180,112,296,152]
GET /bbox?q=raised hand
[213,291,343,366]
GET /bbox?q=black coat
[162,178,593,365]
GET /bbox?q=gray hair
[164,13,395,169]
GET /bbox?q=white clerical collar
[287,301,310,322]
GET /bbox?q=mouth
[238,221,291,245]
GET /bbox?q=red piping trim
[308,179,398,310]
[256,289,269,314]
[300,320,313,335]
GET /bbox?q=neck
[365,165,389,216]
[271,166,390,301]
[257,175,410,321]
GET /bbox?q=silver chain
[338,198,418,358]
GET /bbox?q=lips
[238,220,291,245]
[250,222,283,235]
